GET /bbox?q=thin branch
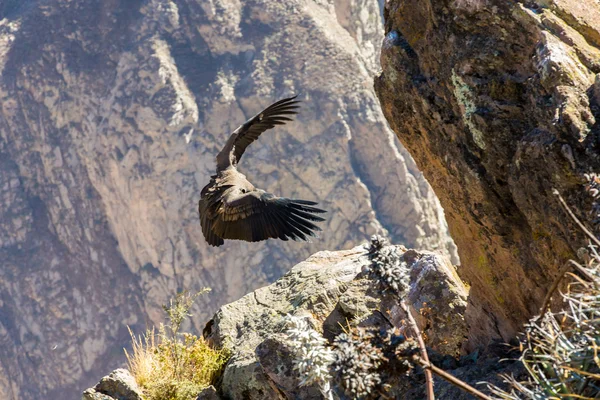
[413,356,493,400]
[568,260,598,283]
[553,189,600,247]
[400,300,435,400]
[554,393,597,400]
[560,365,600,379]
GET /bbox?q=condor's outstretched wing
[200,188,325,247]
[231,96,300,163]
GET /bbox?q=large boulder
[82,369,142,400]
[375,0,600,349]
[204,237,468,399]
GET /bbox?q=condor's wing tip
[204,232,225,247]
[284,93,300,102]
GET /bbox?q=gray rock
[405,250,468,356]
[256,336,324,399]
[82,389,115,400]
[82,369,142,400]
[205,239,467,399]
[196,385,220,400]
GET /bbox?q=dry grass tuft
[125,289,229,400]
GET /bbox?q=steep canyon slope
[0,0,454,398]
[376,0,600,349]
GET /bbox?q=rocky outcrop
[375,0,600,349]
[0,0,456,398]
[82,369,142,400]
[203,237,468,399]
[83,237,524,399]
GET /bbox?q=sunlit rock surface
[376,0,600,349]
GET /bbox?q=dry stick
[412,356,493,400]
[569,259,598,283]
[400,301,495,399]
[552,189,600,285]
[400,300,435,400]
[552,189,600,247]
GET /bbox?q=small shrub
[368,235,410,295]
[284,315,335,397]
[125,289,229,400]
[283,313,419,400]
[332,329,385,398]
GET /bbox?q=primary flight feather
[198,95,326,247]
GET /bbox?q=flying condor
[198,95,326,247]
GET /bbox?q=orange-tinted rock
[375,0,600,349]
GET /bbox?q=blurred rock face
[0,0,454,398]
[376,0,600,349]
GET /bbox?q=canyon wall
[0,0,454,398]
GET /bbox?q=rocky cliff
[375,0,600,349]
[0,0,455,398]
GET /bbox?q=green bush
[125,289,229,400]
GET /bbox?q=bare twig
[568,259,598,283]
[553,189,600,247]
[413,356,493,400]
[400,300,435,400]
[401,301,494,400]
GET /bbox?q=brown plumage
[198,95,326,247]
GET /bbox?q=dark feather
[198,96,327,246]
[232,96,300,162]
[202,189,325,245]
